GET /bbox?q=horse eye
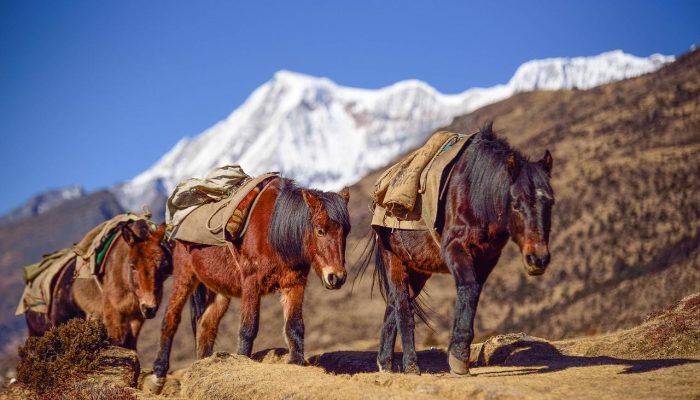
[316,227,325,236]
[130,263,137,271]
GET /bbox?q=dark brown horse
[151,178,350,390]
[360,124,554,375]
[25,220,172,350]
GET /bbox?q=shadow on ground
[304,340,699,376]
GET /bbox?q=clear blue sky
[1,0,698,214]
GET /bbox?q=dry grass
[179,352,441,400]
[630,293,700,358]
[555,292,700,361]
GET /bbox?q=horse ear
[540,150,553,175]
[482,120,494,135]
[506,153,521,182]
[122,220,149,246]
[162,261,173,276]
[162,244,174,275]
[122,225,137,246]
[301,191,323,213]
[338,187,350,204]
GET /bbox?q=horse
[359,123,554,376]
[150,177,350,390]
[25,219,173,350]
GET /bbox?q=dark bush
[16,318,109,395]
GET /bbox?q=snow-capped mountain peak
[114,50,674,218]
[508,50,673,92]
[0,186,85,226]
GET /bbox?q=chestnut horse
[359,124,554,375]
[151,178,350,388]
[25,220,172,350]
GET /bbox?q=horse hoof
[448,352,470,376]
[146,375,167,395]
[376,358,393,372]
[288,356,308,366]
[404,364,421,375]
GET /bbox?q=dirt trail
[138,293,700,399]
[145,349,699,400]
[349,361,699,400]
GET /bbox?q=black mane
[269,178,350,264]
[460,123,552,223]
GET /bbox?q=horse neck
[242,180,287,261]
[451,148,511,233]
[246,179,312,269]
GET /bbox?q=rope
[92,274,104,294]
[206,201,231,234]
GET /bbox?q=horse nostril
[526,254,537,266]
[140,304,157,319]
[327,273,338,287]
[540,254,550,267]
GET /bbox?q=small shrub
[16,318,110,395]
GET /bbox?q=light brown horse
[151,178,350,390]
[25,220,172,350]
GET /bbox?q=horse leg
[124,318,143,350]
[377,269,430,372]
[152,267,197,383]
[238,276,260,357]
[443,239,480,376]
[196,293,231,359]
[25,311,52,337]
[377,298,397,372]
[383,250,419,374]
[281,284,306,365]
[103,301,129,347]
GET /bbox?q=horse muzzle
[322,269,346,290]
[140,303,158,319]
[524,252,550,276]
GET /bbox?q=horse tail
[352,230,432,328]
[352,232,378,295]
[189,283,208,338]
